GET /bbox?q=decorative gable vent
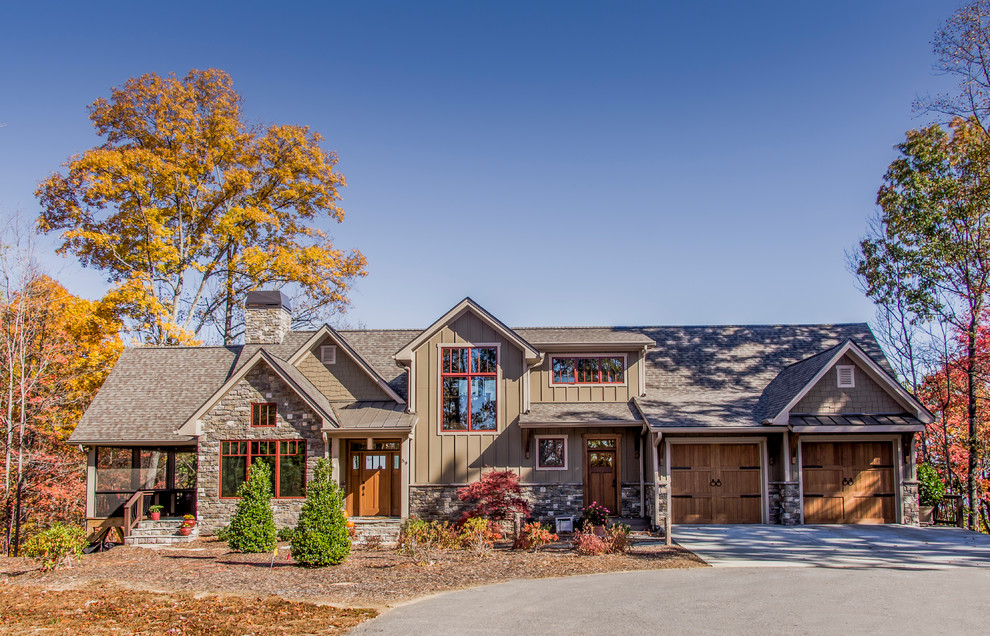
[836,365,855,388]
[320,345,337,365]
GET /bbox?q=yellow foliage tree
[36,68,367,344]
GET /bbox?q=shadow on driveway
[672,524,990,568]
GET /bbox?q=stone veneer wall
[196,364,325,533]
[901,481,920,526]
[768,482,801,525]
[409,483,645,524]
[244,306,292,345]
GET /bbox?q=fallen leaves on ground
[0,583,376,634]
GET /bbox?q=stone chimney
[244,290,292,345]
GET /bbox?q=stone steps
[125,518,199,547]
[350,518,401,548]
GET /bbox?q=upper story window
[551,356,625,385]
[441,346,497,431]
[251,402,277,427]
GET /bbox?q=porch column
[330,435,342,488]
[401,433,413,520]
[86,447,96,518]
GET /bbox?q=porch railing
[934,494,965,528]
[122,490,153,539]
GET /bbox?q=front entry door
[346,441,401,517]
[584,437,620,516]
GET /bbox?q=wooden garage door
[670,443,762,524]
[802,442,895,524]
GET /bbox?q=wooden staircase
[124,518,198,547]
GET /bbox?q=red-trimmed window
[251,403,277,427]
[551,356,624,384]
[441,347,498,431]
[220,440,306,498]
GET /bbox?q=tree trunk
[967,324,980,531]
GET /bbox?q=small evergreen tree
[227,460,277,553]
[291,458,350,567]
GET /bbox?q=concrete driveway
[353,567,990,635]
[672,524,990,568]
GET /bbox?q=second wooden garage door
[670,443,762,524]
[801,441,895,524]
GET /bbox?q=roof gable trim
[394,297,541,362]
[769,340,934,425]
[175,349,338,436]
[287,325,405,404]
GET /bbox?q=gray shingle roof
[634,324,890,428]
[752,342,845,424]
[520,401,644,427]
[329,401,416,430]
[513,327,656,346]
[74,321,895,443]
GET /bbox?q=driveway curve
[354,567,990,635]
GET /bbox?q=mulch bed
[1,536,703,607]
[0,583,375,635]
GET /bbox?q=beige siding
[296,335,392,401]
[530,351,642,403]
[410,310,648,485]
[794,355,904,414]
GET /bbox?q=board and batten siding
[411,311,649,485]
[529,352,643,403]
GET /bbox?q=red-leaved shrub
[514,522,558,551]
[572,530,609,556]
[457,469,531,522]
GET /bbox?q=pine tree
[291,458,350,567]
[227,460,277,553]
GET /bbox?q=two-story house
[71,292,933,541]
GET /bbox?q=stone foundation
[769,481,801,525]
[901,481,919,526]
[409,483,646,523]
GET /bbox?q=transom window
[220,440,306,498]
[251,402,277,427]
[551,356,624,384]
[441,346,498,431]
[536,436,567,470]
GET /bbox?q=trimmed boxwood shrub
[291,458,351,567]
[227,460,277,553]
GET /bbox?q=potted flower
[178,514,196,536]
[582,502,610,536]
[148,505,164,521]
[917,462,945,525]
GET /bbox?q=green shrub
[214,525,231,542]
[291,458,350,567]
[918,462,946,507]
[227,460,277,553]
[277,526,296,542]
[23,523,88,571]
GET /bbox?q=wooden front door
[670,443,762,524]
[802,441,895,524]
[346,443,401,517]
[584,437,620,516]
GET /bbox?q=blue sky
[0,1,959,329]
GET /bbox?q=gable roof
[757,339,934,426]
[175,348,338,436]
[394,298,541,363]
[633,323,899,429]
[288,325,405,403]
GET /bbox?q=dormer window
[441,347,498,431]
[320,345,337,364]
[837,365,855,388]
